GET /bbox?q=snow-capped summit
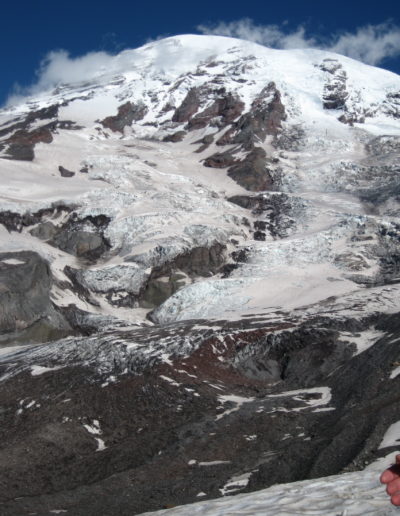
[0,34,399,515]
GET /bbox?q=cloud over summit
[5,20,400,107]
[197,19,400,66]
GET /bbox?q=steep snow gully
[0,35,400,515]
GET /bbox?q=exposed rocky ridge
[201,82,286,191]
[216,82,286,148]
[171,87,203,123]
[226,147,272,191]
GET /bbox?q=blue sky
[1,0,400,106]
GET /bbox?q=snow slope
[142,456,399,516]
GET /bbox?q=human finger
[381,469,396,484]
[386,478,400,495]
[391,492,400,506]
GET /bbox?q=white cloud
[197,19,400,66]
[6,50,118,106]
[197,19,316,49]
[6,48,148,107]
[35,50,115,89]
[329,24,400,65]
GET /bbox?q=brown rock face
[101,102,148,132]
[163,131,187,142]
[203,151,237,169]
[164,243,226,277]
[227,147,272,191]
[201,84,285,191]
[172,88,202,123]
[1,309,397,516]
[0,104,84,161]
[193,134,215,153]
[216,83,286,149]
[187,92,245,131]
[0,105,59,141]
[4,125,54,161]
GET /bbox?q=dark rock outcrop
[4,124,54,161]
[58,165,75,177]
[0,105,81,161]
[320,59,349,111]
[0,207,111,262]
[227,147,272,191]
[203,150,237,168]
[163,130,186,142]
[101,102,148,133]
[193,134,214,153]
[216,83,286,149]
[254,230,266,241]
[186,92,244,131]
[0,251,71,343]
[29,221,58,241]
[161,243,226,277]
[141,243,227,308]
[49,215,111,261]
[140,272,187,309]
[383,91,400,119]
[0,204,73,233]
[0,104,59,140]
[202,84,286,191]
[172,88,202,123]
[228,193,300,237]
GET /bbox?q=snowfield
[142,460,400,515]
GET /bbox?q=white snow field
[142,454,400,516]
